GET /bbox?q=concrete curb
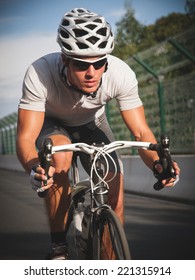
[0,154,194,204]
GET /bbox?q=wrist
[26,161,40,174]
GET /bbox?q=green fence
[0,28,195,155]
[0,112,17,155]
[108,27,195,154]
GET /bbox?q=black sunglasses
[71,57,107,71]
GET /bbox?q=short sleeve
[106,56,143,111]
[19,60,47,111]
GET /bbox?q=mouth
[84,80,98,88]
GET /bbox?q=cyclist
[16,8,180,259]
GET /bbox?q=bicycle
[37,134,178,260]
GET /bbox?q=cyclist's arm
[121,106,180,186]
[16,109,45,174]
[120,105,159,170]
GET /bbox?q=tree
[113,2,195,60]
[113,1,145,59]
[150,12,195,43]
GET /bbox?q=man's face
[64,56,107,93]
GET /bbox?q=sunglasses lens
[93,58,107,69]
[73,61,89,70]
[72,58,107,70]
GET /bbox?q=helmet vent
[62,42,72,50]
[98,41,107,49]
[60,30,69,38]
[76,42,88,49]
[87,36,99,44]
[73,29,88,37]
[77,8,86,13]
[61,19,70,26]
[97,27,107,36]
[74,19,86,24]
[93,18,103,23]
[85,24,97,30]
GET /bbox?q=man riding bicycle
[16,8,180,259]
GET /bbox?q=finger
[163,175,179,187]
[32,164,46,175]
[42,177,54,189]
[30,170,42,187]
[172,162,180,175]
[33,177,54,192]
[173,175,179,186]
[34,172,46,182]
[48,165,55,177]
[37,167,46,175]
[155,163,163,173]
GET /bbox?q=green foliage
[113,2,195,60]
[114,3,145,59]
[149,13,195,43]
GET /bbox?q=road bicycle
[37,135,178,260]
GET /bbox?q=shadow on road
[0,233,50,260]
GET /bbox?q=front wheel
[92,208,131,260]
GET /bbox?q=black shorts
[36,112,123,174]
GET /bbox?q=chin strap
[61,65,104,98]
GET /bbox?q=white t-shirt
[19,53,142,126]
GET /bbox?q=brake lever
[37,138,53,198]
[153,135,176,191]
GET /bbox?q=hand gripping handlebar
[149,135,177,190]
[37,138,53,197]
[37,135,178,197]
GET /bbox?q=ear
[61,54,69,66]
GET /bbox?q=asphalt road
[0,169,195,260]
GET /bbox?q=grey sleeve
[108,56,143,111]
[18,62,47,112]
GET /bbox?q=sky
[0,0,186,119]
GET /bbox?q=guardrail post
[168,38,195,64]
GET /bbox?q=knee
[49,134,73,173]
[53,151,72,173]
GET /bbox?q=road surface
[0,169,194,260]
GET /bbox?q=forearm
[16,109,45,173]
[16,137,39,174]
[134,129,159,170]
[121,107,159,170]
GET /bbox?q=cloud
[109,8,125,18]
[0,32,59,118]
[0,16,25,24]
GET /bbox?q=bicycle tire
[92,208,131,260]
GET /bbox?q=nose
[85,65,95,78]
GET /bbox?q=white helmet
[57,8,114,56]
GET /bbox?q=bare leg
[108,172,124,224]
[44,134,73,233]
